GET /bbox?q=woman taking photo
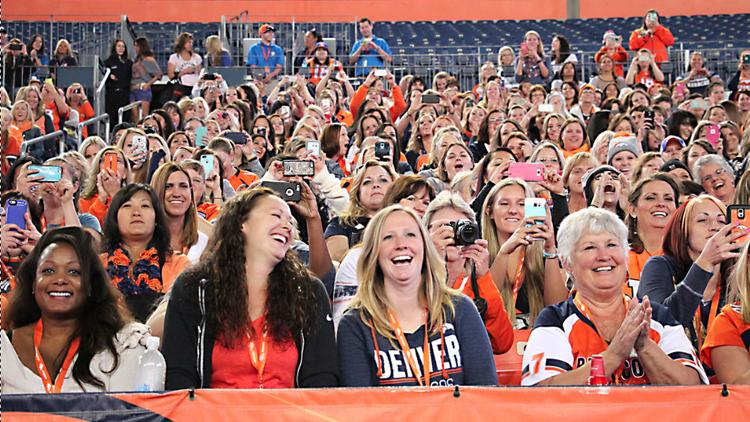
[100,184,190,322]
[701,241,750,384]
[150,163,207,262]
[425,192,514,354]
[167,32,202,100]
[163,188,339,389]
[325,160,397,262]
[337,205,497,387]
[515,30,550,85]
[625,49,665,88]
[1,227,150,393]
[624,174,679,296]
[639,195,742,347]
[522,207,706,386]
[104,39,132,125]
[130,37,162,119]
[483,179,568,329]
[78,147,130,226]
[628,9,674,64]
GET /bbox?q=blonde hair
[15,86,44,120]
[349,205,458,341]
[481,178,545,324]
[81,146,131,199]
[562,151,597,188]
[427,126,462,169]
[10,100,34,125]
[340,160,398,227]
[54,39,73,57]
[524,30,545,58]
[730,242,750,323]
[407,113,435,153]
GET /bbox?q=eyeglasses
[701,167,727,184]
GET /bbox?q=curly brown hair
[195,188,317,345]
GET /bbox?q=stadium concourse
[2,4,750,420]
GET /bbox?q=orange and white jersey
[700,304,750,370]
[521,297,707,386]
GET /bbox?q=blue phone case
[28,165,62,183]
[6,199,28,230]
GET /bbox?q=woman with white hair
[337,205,497,387]
[692,154,735,205]
[522,207,707,386]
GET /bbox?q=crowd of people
[2,9,750,393]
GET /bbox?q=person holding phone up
[625,49,665,88]
[349,18,393,78]
[628,9,674,64]
[514,31,551,86]
[66,83,95,139]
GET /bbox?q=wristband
[543,250,559,260]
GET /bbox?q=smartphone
[422,94,440,104]
[224,131,247,145]
[200,154,214,177]
[283,160,315,177]
[520,42,528,55]
[508,162,545,182]
[132,135,147,155]
[9,44,23,51]
[280,106,291,119]
[195,126,208,147]
[6,198,28,230]
[743,55,750,65]
[45,77,54,85]
[28,165,62,183]
[728,205,750,245]
[538,104,554,113]
[105,153,119,174]
[374,69,387,77]
[298,67,311,78]
[261,181,301,202]
[524,198,547,228]
[675,83,687,95]
[647,12,658,21]
[689,99,707,110]
[204,73,217,81]
[375,141,391,160]
[706,124,721,147]
[638,52,650,62]
[644,109,655,121]
[320,98,333,111]
[306,140,321,157]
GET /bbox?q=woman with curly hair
[163,188,339,389]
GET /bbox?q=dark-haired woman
[549,35,577,76]
[100,184,190,322]
[167,32,202,100]
[104,39,132,125]
[2,227,150,393]
[163,188,339,389]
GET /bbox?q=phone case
[28,165,62,183]
[509,163,545,182]
[105,154,118,174]
[728,205,750,245]
[306,141,321,156]
[200,155,214,177]
[524,198,546,221]
[6,199,28,230]
[195,127,208,147]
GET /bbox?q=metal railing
[118,102,143,124]
[20,130,66,156]
[94,62,111,128]
[76,114,110,143]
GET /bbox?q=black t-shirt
[324,216,370,247]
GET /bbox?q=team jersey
[700,304,750,370]
[228,169,259,192]
[626,248,662,298]
[521,297,707,386]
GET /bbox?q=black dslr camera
[449,219,479,246]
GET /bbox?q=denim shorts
[129,88,152,102]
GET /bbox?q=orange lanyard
[261,44,272,63]
[572,293,631,385]
[0,259,16,291]
[512,249,526,306]
[33,320,80,394]
[387,309,430,387]
[247,324,269,388]
[694,282,721,350]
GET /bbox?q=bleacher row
[5,14,749,58]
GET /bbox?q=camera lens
[285,188,294,197]
[453,220,479,246]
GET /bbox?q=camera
[9,43,22,51]
[283,159,315,177]
[374,141,390,160]
[449,219,479,246]
[261,181,301,202]
[204,73,217,81]
[143,125,157,134]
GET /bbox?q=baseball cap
[659,135,686,153]
[607,137,640,164]
[579,84,596,95]
[313,41,329,51]
[602,30,620,44]
[259,24,275,34]
[582,165,621,205]
[659,159,690,174]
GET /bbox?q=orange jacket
[350,84,406,123]
[628,25,674,64]
[79,194,110,227]
[73,101,95,138]
[228,169,259,192]
[453,272,514,354]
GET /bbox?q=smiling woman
[99,184,190,322]
[162,188,339,390]
[2,227,150,393]
[337,205,497,387]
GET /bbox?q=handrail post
[21,130,65,156]
[118,102,143,124]
[76,114,110,142]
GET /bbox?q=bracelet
[543,250,559,260]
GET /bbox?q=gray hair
[557,207,628,268]
[692,154,734,183]
[423,191,476,226]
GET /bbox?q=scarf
[106,244,163,296]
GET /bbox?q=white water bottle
[135,336,166,392]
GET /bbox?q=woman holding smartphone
[628,9,674,64]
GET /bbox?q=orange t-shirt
[73,101,95,138]
[45,101,68,131]
[211,315,298,389]
[452,272,514,354]
[79,194,110,227]
[228,169,259,192]
[626,248,662,298]
[197,202,221,222]
[700,304,750,370]
[562,144,591,159]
